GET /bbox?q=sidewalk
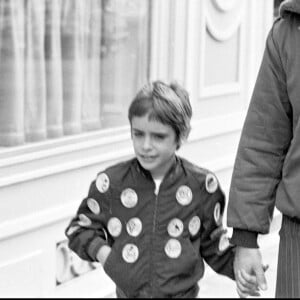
[198,213,282,298]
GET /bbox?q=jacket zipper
[150,192,158,298]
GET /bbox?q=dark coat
[228,0,300,236]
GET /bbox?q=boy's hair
[128,80,192,148]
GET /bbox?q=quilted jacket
[65,156,235,298]
[228,0,300,247]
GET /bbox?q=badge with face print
[122,243,139,263]
[96,173,110,193]
[188,216,201,236]
[176,185,193,206]
[107,217,122,237]
[167,218,184,238]
[164,238,182,259]
[126,217,142,237]
[218,233,231,252]
[205,173,218,194]
[213,202,222,226]
[121,188,138,208]
[87,198,101,215]
[78,214,92,227]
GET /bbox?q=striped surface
[276,215,300,298]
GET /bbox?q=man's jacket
[227,0,300,247]
[66,156,234,298]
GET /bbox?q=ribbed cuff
[87,236,108,261]
[229,229,259,248]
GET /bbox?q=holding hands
[234,247,268,298]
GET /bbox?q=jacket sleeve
[199,175,235,280]
[227,20,292,238]
[65,179,111,262]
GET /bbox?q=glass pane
[100,0,150,128]
[0,0,150,147]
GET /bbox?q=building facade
[0,0,275,297]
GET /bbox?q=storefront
[0,0,274,297]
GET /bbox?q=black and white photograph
[1,0,299,298]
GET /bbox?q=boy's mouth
[140,154,157,163]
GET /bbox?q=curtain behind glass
[0,0,25,146]
[100,0,149,128]
[0,0,150,147]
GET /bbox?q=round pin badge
[67,225,80,236]
[120,188,138,208]
[78,214,92,227]
[126,217,142,237]
[188,216,201,236]
[122,243,139,263]
[213,202,222,226]
[164,238,182,259]
[218,234,231,252]
[107,217,122,237]
[96,173,110,193]
[102,228,108,241]
[167,218,184,238]
[87,198,101,215]
[205,173,218,194]
[176,185,193,206]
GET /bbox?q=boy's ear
[176,140,182,150]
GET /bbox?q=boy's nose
[142,136,152,150]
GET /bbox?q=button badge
[87,198,101,215]
[205,173,218,194]
[96,173,110,193]
[78,214,92,227]
[214,202,222,226]
[126,217,142,237]
[218,234,231,252]
[167,218,184,238]
[188,216,201,236]
[164,238,182,259]
[107,217,122,237]
[122,243,139,263]
[121,188,138,208]
[176,185,193,206]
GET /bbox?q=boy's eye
[154,134,165,140]
[133,131,143,137]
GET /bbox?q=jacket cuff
[87,236,108,261]
[229,229,259,248]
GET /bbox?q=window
[0,0,150,147]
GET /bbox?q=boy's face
[131,114,178,180]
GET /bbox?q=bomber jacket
[227,0,300,248]
[65,156,235,298]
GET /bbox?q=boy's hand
[96,245,112,266]
[234,247,268,298]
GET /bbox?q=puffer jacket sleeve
[227,20,292,236]
[65,178,111,262]
[199,173,235,280]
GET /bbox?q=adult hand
[234,246,268,298]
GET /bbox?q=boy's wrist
[96,245,112,266]
[230,228,259,248]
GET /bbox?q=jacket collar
[134,155,181,182]
[280,0,300,17]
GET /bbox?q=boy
[65,81,256,298]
